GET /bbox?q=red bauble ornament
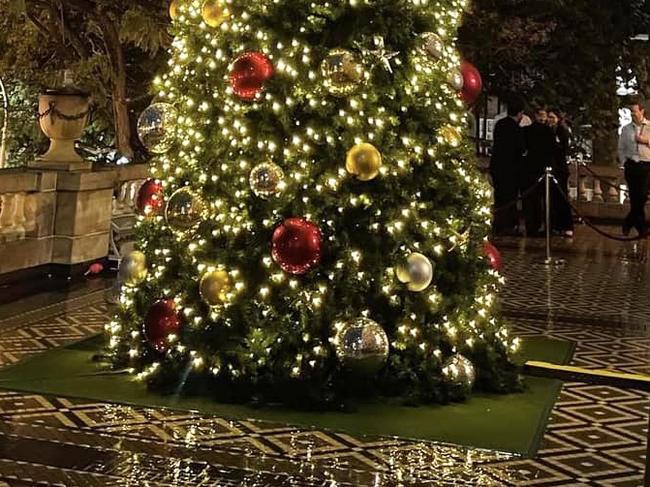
[272,218,322,275]
[137,179,164,216]
[230,52,274,101]
[460,61,483,105]
[144,299,182,353]
[85,262,104,276]
[483,241,502,272]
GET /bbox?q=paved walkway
[0,232,647,486]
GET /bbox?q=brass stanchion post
[537,167,565,267]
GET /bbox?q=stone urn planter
[30,88,92,171]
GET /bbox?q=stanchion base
[534,257,566,267]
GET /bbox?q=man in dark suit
[522,108,555,237]
[490,97,525,235]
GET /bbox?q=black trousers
[521,171,544,235]
[491,167,519,234]
[551,171,574,232]
[624,160,650,235]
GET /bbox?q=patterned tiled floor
[0,242,648,485]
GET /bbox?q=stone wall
[0,164,148,275]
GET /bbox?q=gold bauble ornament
[201,0,229,27]
[249,162,285,199]
[165,188,205,232]
[335,318,389,375]
[169,0,181,19]
[442,354,476,389]
[199,269,233,306]
[321,48,365,97]
[346,143,382,181]
[396,252,434,292]
[439,125,463,147]
[118,250,148,287]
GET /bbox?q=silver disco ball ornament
[335,318,389,374]
[164,187,205,232]
[447,68,465,91]
[249,162,285,199]
[419,32,444,59]
[442,354,476,389]
[137,102,178,154]
[118,250,148,287]
[395,252,434,292]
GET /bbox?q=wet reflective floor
[0,227,648,486]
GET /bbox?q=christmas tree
[108,0,521,408]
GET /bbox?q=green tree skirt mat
[0,335,573,457]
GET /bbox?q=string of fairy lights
[106,0,520,392]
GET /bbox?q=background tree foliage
[0,0,171,163]
[459,0,650,166]
[1,0,649,166]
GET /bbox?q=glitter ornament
[230,52,274,101]
[199,269,233,306]
[439,125,463,147]
[144,299,182,353]
[119,251,148,287]
[442,354,476,389]
[137,103,177,155]
[201,0,229,27]
[396,252,434,292]
[249,162,285,199]
[419,32,444,59]
[447,68,465,91]
[272,218,322,275]
[164,188,205,232]
[321,48,365,97]
[346,143,382,181]
[136,179,164,216]
[335,318,389,374]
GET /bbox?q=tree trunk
[98,14,133,158]
[110,79,133,158]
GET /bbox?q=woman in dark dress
[548,109,574,237]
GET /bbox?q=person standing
[490,96,525,235]
[548,109,574,237]
[521,108,555,237]
[618,99,650,237]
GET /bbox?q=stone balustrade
[113,174,146,216]
[477,156,632,221]
[0,164,148,275]
[567,162,633,221]
[568,162,626,204]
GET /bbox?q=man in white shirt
[618,99,650,236]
